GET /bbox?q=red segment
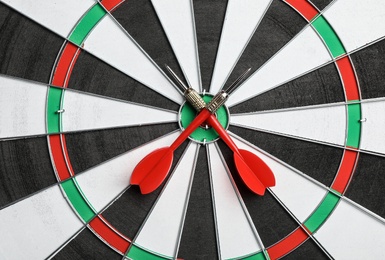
[284,0,319,21]
[49,135,72,181]
[332,150,358,194]
[267,227,309,260]
[336,57,360,101]
[89,215,130,254]
[52,43,80,88]
[101,0,125,12]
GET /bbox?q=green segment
[69,3,106,45]
[47,87,63,134]
[346,103,361,148]
[304,192,340,233]
[127,245,171,260]
[180,95,229,143]
[61,179,95,222]
[312,16,345,58]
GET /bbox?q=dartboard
[1,0,385,259]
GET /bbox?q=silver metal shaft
[166,65,189,92]
[165,65,251,114]
[224,67,251,95]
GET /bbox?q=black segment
[282,238,329,260]
[68,51,179,112]
[0,3,63,83]
[53,228,122,260]
[102,141,188,240]
[65,124,179,174]
[230,63,344,113]
[345,153,385,219]
[217,141,298,248]
[193,0,228,90]
[223,0,307,92]
[0,137,56,208]
[101,186,163,240]
[229,126,343,187]
[110,0,187,87]
[351,39,385,100]
[309,0,334,11]
[178,146,218,259]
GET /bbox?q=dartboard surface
[1,0,385,259]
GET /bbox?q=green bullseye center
[179,94,229,143]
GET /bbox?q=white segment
[227,26,331,107]
[152,0,201,90]
[62,89,177,132]
[75,131,180,212]
[210,0,272,93]
[231,104,346,146]
[0,76,47,139]
[208,144,261,259]
[360,99,385,155]
[1,0,95,38]
[315,198,385,259]
[135,143,199,258]
[0,185,83,259]
[324,0,385,53]
[83,15,183,104]
[231,134,327,222]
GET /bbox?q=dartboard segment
[59,89,177,133]
[351,39,385,100]
[1,0,183,104]
[227,25,331,107]
[66,51,179,112]
[52,227,122,259]
[323,0,385,53]
[177,146,217,258]
[207,143,264,259]
[0,74,177,139]
[344,153,385,220]
[221,133,337,259]
[230,62,344,114]
[209,0,272,94]
[0,185,83,259]
[360,99,385,155]
[73,132,180,215]
[109,0,187,93]
[64,123,179,174]
[0,3,63,84]
[78,11,182,104]
[0,137,56,208]
[0,76,47,139]
[193,0,227,89]
[227,132,374,259]
[310,0,333,11]
[230,133,329,224]
[127,142,199,259]
[222,0,307,94]
[0,0,95,38]
[231,103,346,148]
[314,198,385,259]
[228,0,385,108]
[151,0,201,91]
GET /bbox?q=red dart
[130,109,211,194]
[130,106,275,195]
[206,115,275,194]
[131,67,275,195]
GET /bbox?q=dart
[130,67,275,195]
[167,66,275,192]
